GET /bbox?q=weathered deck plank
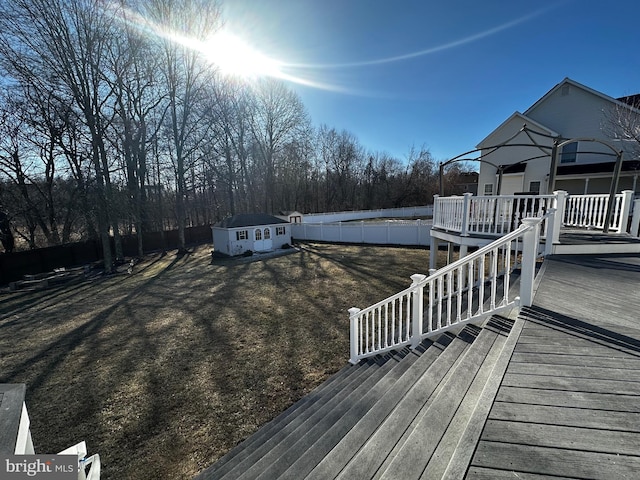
[489,401,640,432]
[507,362,640,381]
[495,386,640,412]
[481,419,640,456]
[510,352,640,369]
[472,441,640,479]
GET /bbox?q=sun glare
[203,30,282,78]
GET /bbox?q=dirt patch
[0,242,447,479]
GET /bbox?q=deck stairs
[196,315,521,480]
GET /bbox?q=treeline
[0,0,470,268]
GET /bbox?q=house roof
[617,94,640,109]
[476,112,559,149]
[525,77,640,117]
[215,214,289,228]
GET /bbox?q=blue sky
[221,0,640,164]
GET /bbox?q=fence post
[519,218,540,307]
[617,190,634,233]
[552,191,567,242]
[433,194,440,227]
[349,307,362,364]
[410,274,427,348]
[631,199,640,237]
[461,192,472,236]
[544,208,557,256]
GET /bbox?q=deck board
[489,401,640,432]
[469,254,640,479]
[472,441,640,479]
[481,419,640,456]
[495,386,640,412]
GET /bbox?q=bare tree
[146,0,220,252]
[0,0,118,270]
[249,78,309,213]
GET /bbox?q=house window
[236,230,248,241]
[264,228,271,240]
[254,228,262,240]
[560,142,578,164]
[291,216,302,223]
[529,181,541,194]
[484,183,494,195]
[276,226,286,236]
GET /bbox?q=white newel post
[410,274,427,348]
[433,194,440,227]
[631,199,640,237]
[552,190,567,241]
[618,190,634,233]
[519,218,540,307]
[461,193,472,236]
[349,307,362,365]
[544,208,557,256]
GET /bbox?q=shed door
[262,227,272,251]
[254,228,264,251]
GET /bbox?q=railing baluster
[391,300,396,343]
[405,292,411,341]
[490,248,498,309]
[467,261,474,319]
[478,255,485,314]
[384,303,389,348]
[428,280,434,332]
[437,275,443,330]
[456,267,463,322]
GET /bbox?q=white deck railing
[564,191,634,233]
[433,193,557,237]
[348,214,551,364]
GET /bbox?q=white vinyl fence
[302,205,433,224]
[291,220,432,246]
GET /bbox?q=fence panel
[292,221,432,246]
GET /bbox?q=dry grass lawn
[0,242,443,479]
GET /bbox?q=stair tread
[267,339,446,480]
[306,329,473,480]
[220,345,424,479]
[377,320,511,479]
[200,359,378,479]
[335,326,493,480]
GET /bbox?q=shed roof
[215,214,289,228]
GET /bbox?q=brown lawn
[0,242,443,479]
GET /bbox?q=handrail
[348,212,550,364]
[563,191,634,233]
[433,193,555,237]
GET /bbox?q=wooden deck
[468,254,640,479]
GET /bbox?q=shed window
[276,226,286,236]
[255,229,262,240]
[236,230,248,241]
[264,228,271,239]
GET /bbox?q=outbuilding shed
[212,214,291,256]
